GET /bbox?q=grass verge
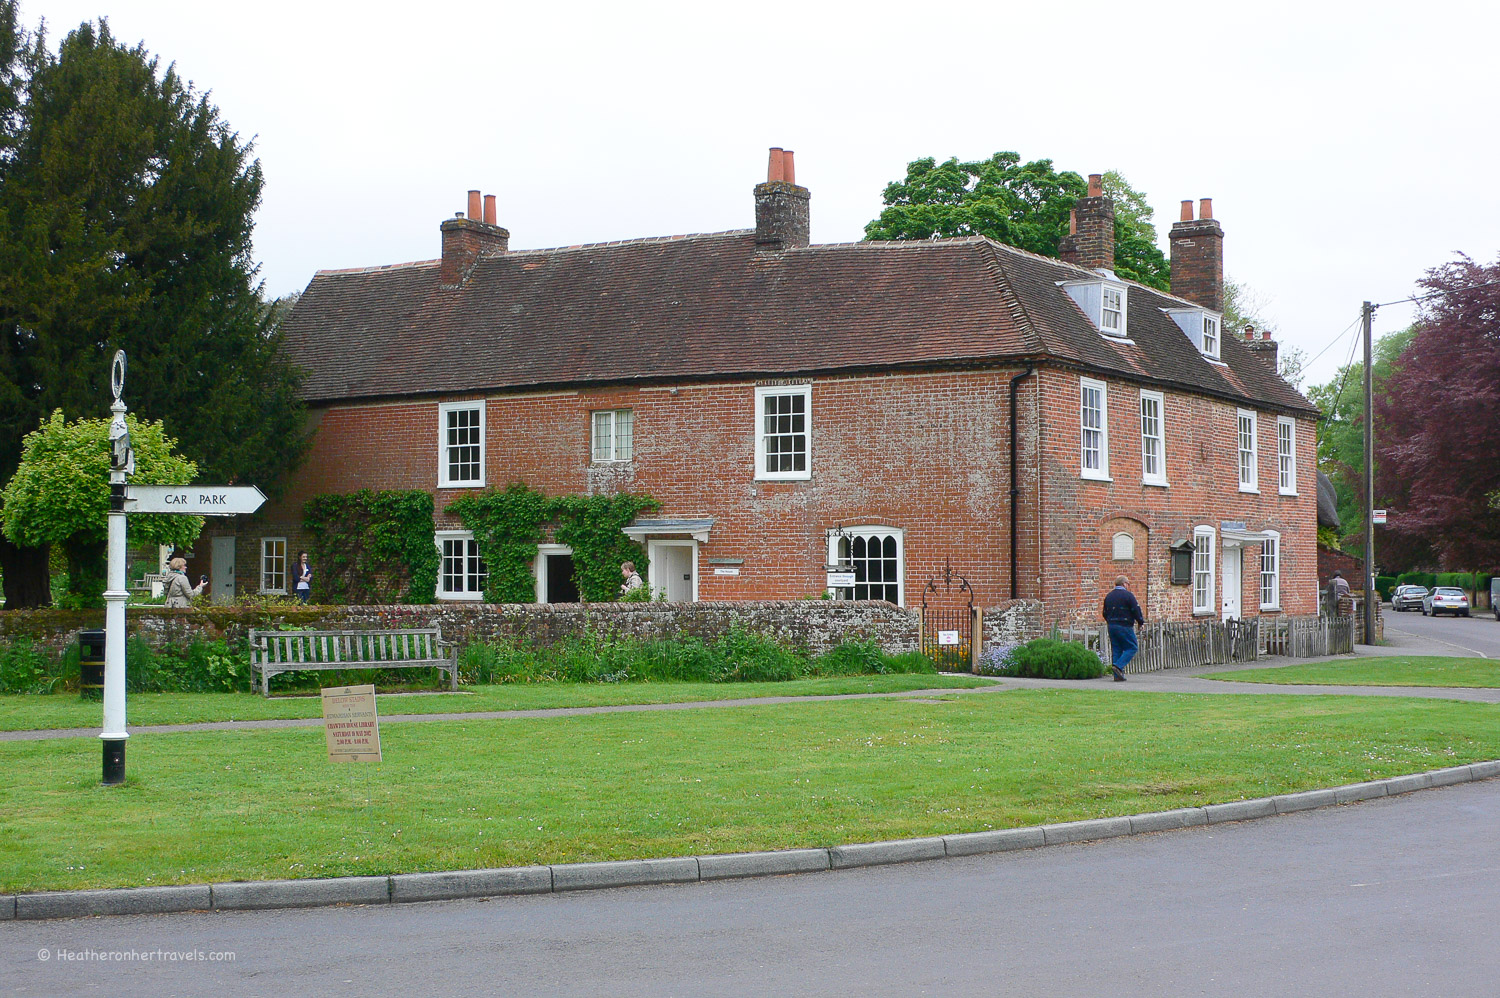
[0,674,994,732]
[1208,656,1500,688]
[5,689,1497,892]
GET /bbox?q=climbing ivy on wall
[448,483,658,603]
[304,490,440,604]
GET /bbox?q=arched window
[827,527,904,606]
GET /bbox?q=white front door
[211,536,236,605]
[1221,544,1242,620]
[648,541,696,602]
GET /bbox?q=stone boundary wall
[0,601,1046,660]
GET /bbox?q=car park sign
[124,485,267,516]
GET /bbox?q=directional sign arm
[123,485,267,515]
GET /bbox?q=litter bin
[79,628,106,700]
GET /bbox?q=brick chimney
[754,147,810,251]
[440,188,510,285]
[1169,197,1224,311]
[1058,210,1081,266]
[1070,173,1114,272]
[1240,323,1279,369]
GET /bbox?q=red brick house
[226,149,1319,624]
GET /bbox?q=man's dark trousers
[1108,623,1138,670]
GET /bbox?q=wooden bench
[248,627,458,696]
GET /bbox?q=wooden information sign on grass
[321,685,382,763]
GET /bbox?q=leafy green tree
[864,152,1170,290]
[1,410,201,604]
[1307,325,1417,557]
[0,13,307,607]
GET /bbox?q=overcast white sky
[18,0,1500,390]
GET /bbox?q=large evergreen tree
[864,152,1171,290]
[0,10,307,607]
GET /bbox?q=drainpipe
[1009,365,1035,600]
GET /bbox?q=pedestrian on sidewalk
[1102,575,1144,681]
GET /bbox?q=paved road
[1384,602,1500,659]
[6,779,1499,997]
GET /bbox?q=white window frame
[1236,409,1258,493]
[435,529,487,601]
[1080,378,1110,480]
[1277,416,1297,495]
[754,384,812,481]
[1139,390,1168,487]
[1192,526,1216,615]
[1202,314,1220,359]
[1101,285,1126,336]
[438,401,486,488]
[827,526,905,607]
[591,409,634,463]
[1260,531,1281,610]
[259,537,287,595]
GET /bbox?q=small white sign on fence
[937,630,960,646]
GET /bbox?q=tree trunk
[63,534,107,606]
[0,536,52,609]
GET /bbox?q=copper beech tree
[1376,254,1500,570]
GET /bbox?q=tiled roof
[282,229,1318,416]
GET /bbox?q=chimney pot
[1169,191,1225,311]
[1199,197,1213,220]
[1088,174,1104,197]
[767,147,785,184]
[782,149,795,185]
[483,195,497,226]
[1180,200,1194,222]
[467,190,482,220]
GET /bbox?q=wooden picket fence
[1055,614,1353,674]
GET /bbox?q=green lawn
[5,689,1496,893]
[1208,656,1500,688]
[0,674,994,731]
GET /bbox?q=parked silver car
[1391,585,1429,611]
[1422,587,1470,617]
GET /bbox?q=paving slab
[1041,816,1132,845]
[697,849,830,880]
[211,876,389,911]
[830,837,946,869]
[16,884,210,920]
[943,827,1045,856]
[551,857,699,892]
[389,866,552,903]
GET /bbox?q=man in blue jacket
[1102,575,1145,682]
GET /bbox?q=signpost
[125,485,266,516]
[99,351,267,785]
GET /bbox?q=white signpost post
[100,352,267,786]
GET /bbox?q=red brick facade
[227,361,1318,623]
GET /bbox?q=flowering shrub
[976,643,1021,676]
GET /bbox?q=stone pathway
[5,642,1495,743]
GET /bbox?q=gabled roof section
[282,227,1318,417]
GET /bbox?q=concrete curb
[9,761,1498,920]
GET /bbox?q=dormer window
[1164,307,1223,360]
[1060,278,1129,338]
[1102,287,1124,333]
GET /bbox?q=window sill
[1278,489,1298,497]
[260,589,287,596]
[1080,472,1113,482]
[1142,479,1169,488]
[438,481,487,489]
[437,592,486,602]
[754,473,812,483]
[1238,485,1260,494]
[1192,609,1216,618]
[592,460,634,467]
[1259,605,1281,613]
[1204,356,1227,366]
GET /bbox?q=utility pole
[1362,302,1376,646]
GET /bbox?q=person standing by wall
[163,556,207,608]
[294,551,313,603]
[619,561,644,598]
[1102,574,1144,682]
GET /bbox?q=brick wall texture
[219,362,1318,627]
